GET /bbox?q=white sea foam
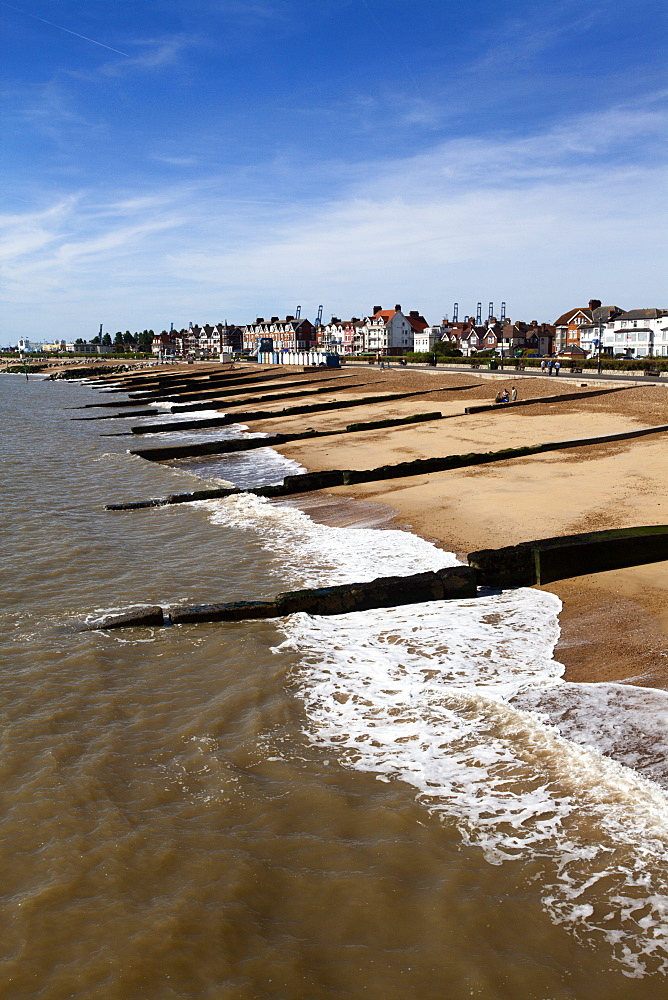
[139,406,224,419]
[277,598,668,977]
[195,484,668,974]
[512,682,668,788]
[182,448,304,489]
[201,492,458,587]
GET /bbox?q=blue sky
[1,0,666,343]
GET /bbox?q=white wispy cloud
[100,35,193,76]
[1,96,665,341]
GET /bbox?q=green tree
[102,333,112,346]
[114,331,124,346]
[434,341,462,357]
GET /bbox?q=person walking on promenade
[511,385,517,401]
[548,359,554,375]
[540,359,547,373]
[555,360,561,376]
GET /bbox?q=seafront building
[601,309,668,358]
[361,305,427,356]
[318,318,363,354]
[242,316,316,354]
[141,299,668,362]
[553,301,623,355]
[414,323,449,353]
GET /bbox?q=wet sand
[267,369,668,690]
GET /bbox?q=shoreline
[254,370,668,691]
[70,362,668,689]
[281,488,668,690]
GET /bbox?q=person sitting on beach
[495,388,510,404]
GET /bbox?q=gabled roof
[616,308,667,320]
[576,306,623,325]
[553,307,592,327]
[406,313,428,332]
[372,309,397,324]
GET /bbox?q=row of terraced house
[151,300,668,360]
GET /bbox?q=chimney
[285,315,294,321]
[373,306,382,314]
[531,319,538,326]
[271,316,279,322]
[256,317,264,323]
[409,310,419,317]
[394,304,401,312]
[589,299,602,311]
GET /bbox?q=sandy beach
[48,359,668,689]
[255,366,668,690]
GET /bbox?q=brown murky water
[1,373,666,999]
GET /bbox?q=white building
[601,309,668,358]
[18,338,43,353]
[413,324,446,353]
[362,305,415,355]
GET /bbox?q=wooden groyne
[73,409,160,421]
[464,384,633,414]
[470,525,668,587]
[129,412,443,461]
[70,363,668,631]
[105,421,668,509]
[81,525,668,629]
[81,566,477,630]
[126,385,452,437]
[77,369,342,407]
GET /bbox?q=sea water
[1,372,666,999]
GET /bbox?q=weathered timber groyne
[469,525,668,587]
[464,384,633,414]
[76,369,339,407]
[73,409,160,421]
[105,421,668,511]
[82,524,668,629]
[155,373,361,404]
[129,412,444,461]
[129,386,450,436]
[164,379,383,414]
[81,566,476,630]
